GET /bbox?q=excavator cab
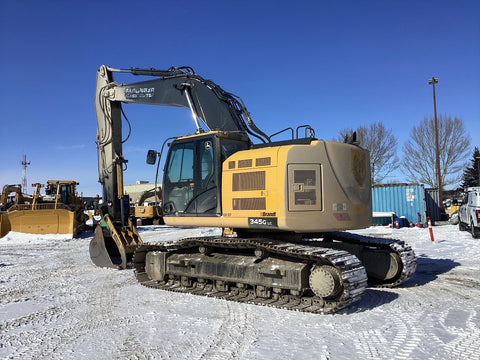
[161,132,249,217]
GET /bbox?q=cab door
[185,138,217,214]
[162,136,218,216]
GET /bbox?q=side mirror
[146,150,157,165]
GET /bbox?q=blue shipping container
[372,184,427,226]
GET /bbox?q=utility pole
[428,77,443,211]
[21,154,31,194]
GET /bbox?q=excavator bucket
[0,207,81,238]
[89,216,142,269]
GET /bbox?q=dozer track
[133,236,368,314]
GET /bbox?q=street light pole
[428,77,443,212]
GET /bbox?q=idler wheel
[199,245,212,255]
[309,265,343,298]
[254,248,267,259]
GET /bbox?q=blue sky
[1,0,479,196]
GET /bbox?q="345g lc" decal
[248,217,278,228]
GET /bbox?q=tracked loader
[0,180,86,238]
[89,65,416,313]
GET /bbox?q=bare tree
[402,115,471,187]
[338,122,399,185]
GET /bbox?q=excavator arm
[136,187,162,207]
[91,65,269,269]
[95,65,271,224]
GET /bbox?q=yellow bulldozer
[0,180,86,238]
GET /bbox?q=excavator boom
[93,65,271,269]
[97,65,269,142]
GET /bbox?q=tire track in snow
[0,239,135,359]
[435,308,480,360]
[351,288,424,360]
[0,305,61,333]
[0,243,87,358]
[353,328,388,360]
[389,310,423,359]
[198,301,257,360]
[351,290,396,359]
[115,335,155,360]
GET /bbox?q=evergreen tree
[461,147,480,188]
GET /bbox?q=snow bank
[0,231,73,245]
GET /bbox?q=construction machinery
[0,184,32,211]
[89,65,416,314]
[0,180,86,238]
[133,186,164,226]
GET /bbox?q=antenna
[21,154,31,193]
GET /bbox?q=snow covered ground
[0,225,479,360]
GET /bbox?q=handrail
[9,203,71,211]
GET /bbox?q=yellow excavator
[0,184,32,211]
[0,180,86,238]
[133,186,163,226]
[89,65,416,314]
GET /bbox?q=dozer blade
[89,216,142,269]
[0,208,77,238]
[0,212,11,238]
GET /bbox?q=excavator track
[133,236,368,314]
[311,232,417,288]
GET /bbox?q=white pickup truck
[458,187,480,238]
